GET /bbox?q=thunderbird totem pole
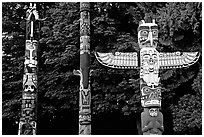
[95,19,200,135]
[18,3,44,135]
[74,2,91,135]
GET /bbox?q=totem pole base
[141,108,164,135]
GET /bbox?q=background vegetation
[2,2,202,135]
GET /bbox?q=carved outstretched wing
[159,52,200,69]
[95,52,138,69]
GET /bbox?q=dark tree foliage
[2,2,202,135]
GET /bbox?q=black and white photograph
[1,1,202,135]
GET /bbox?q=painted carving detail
[138,20,158,48]
[24,40,38,73]
[18,121,36,135]
[80,36,90,54]
[159,52,200,69]
[80,9,90,36]
[78,2,91,135]
[140,81,161,107]
[140,48,160,87]
[95,52,138,69]
[141,108,164,135]
[19,3,39,135]
[26,3,39,21]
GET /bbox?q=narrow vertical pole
[18,3,39,135]
[74,2,91,135]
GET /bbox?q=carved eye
[141,30,148,36]
[150,109,154,113]
[152,54,157,59]
[143,55,150,60]
[33,42,37,45]
[31,85,35,89]
[149,108,157,115]
[25,85,28,89]
[143,87,150,94]
[157,88,161,92]
[26,41,31,45]
[152,30,158,36]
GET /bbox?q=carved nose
[147,32,153,46]
[149,58,153,64]
[150,92,157,99]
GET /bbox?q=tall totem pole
[18,3,42,135]
[95,19,200,135]
[74,2,91,135]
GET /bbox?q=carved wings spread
[159,52,200,69]
[95,51,200,69]
[95,52,139,69]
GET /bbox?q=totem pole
[73,2,91,135]
[95,19,200,135]
[18,3,43,135]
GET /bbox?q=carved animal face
[25,40,37,60]
[141,85,161,107]
[149,108,159,117]
[80,88,91,106]
[23,74,37,93]
[141,48,159,72]
[140,48,160,86]
[138,20,158,48]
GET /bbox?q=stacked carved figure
[18,3,40,135]
[95,20,199,135]
[73,2,91,135]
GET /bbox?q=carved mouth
[139,38,158,46]
[139,37,147,43]
[149,68,154,72]
[145,100,160,105]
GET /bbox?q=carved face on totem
[79,88,91,125]
[23,74,37,100]
[80,88,91,106]
[22,108,35,118]
[25,40,37,60]
[80,2,90,12]
[80,36,90,54]
[141,83,161,107]
[149,108,159,117]
[23,74,37,91]
[25,40,37,73]
[140,48,160,86]
[79,112,91,125]
[80,9,90,36]
[138,20,158,49]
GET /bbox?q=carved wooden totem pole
[95,19,200,135]
[74,2,91,135]
[18,3,41,135]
